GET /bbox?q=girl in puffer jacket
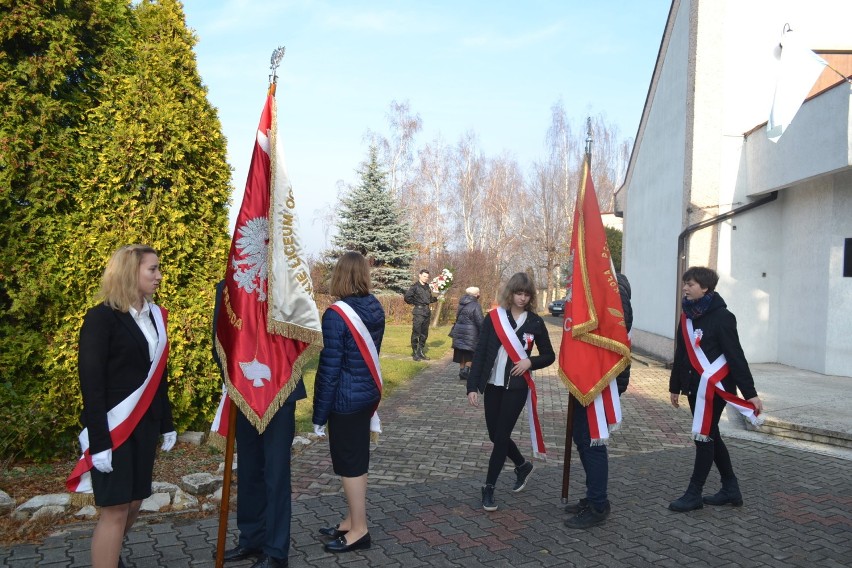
[313,252,384,553]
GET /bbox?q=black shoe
[412,352,422,361]
[324,532,371,553]
[223,545,262,562]
[512,461,534,492]
[249,555,288,568]
[418,350,430,360]
[564,501,610,529]
[481,484,497,511]
[319,525,348,538]
[458,367,470,381]
[564,498,589,514]
[703,478,742,507]
[669,482,704,512]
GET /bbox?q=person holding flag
[668,266,764,512]
[466,272,555,512]
[312,251,385,553]
[559,143,632,530]
[213,52,323,568]
[68,244,176,568]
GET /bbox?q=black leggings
[483,384,527,486]
[687,393,736,486]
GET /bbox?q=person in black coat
[668,266,763,512]
[403,269,437,360]
[213,280,307,568]
[450,286,484,381]
[615,273,633,395]
[78,244,175,568]
[466,273,555,512]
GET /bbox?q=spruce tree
[334,147,415,293]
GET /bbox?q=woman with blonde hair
[70,244,176,568]
[313,252,385,553]
[466,272,554,512]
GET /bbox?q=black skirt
[90,416,159,507]
[328,407,372,477]
[452,348,474,364]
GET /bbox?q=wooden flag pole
[561,395,575,502]
[214,399,238,568]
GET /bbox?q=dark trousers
[410,312,430,352]
[483,384,527,486]
[687,393,736,487]
[572,400,609,507]
[235,402,297,560]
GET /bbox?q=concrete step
[745,416,852,450]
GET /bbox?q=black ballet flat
[324,532,371,553]
[318,525,347,538]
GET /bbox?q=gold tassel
[70,492,95,508]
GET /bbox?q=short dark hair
[419,269,430,275]
[682,266,719,292]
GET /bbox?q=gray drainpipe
[674,190,779,332]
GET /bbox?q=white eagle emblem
[232,217,269,301]
[239,358,271,388]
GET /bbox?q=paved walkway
[3,322,851,567]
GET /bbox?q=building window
[846,238,852,277]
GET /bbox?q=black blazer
[78,303,174,454]
[466,309,555,394]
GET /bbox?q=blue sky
[181,0,672,254]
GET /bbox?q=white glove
[161,431,177,452]
[91,449,113,473]
[313,424,326,437]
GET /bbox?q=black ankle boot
[669,482,704,512]
[418,348,430,360]
[703,477,742,506]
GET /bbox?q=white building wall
[624,0,852,373]
[622,1,691,359]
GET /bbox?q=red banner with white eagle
[213,88,322,435]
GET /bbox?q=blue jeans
[572,401,608,507]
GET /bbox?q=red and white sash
[682,314,763,441]
[329,301,383,433]
[490,308,546,457]
[585,381,622,446]
[67,305,169,493]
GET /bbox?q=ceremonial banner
[212,88,322,436]
[558,157,631,407]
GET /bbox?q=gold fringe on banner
[70,492,95,508]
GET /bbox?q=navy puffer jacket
[312,294,385,426]
[450,294,484,352]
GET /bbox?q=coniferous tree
[0,0,231,458]
[0,0,134,458]
[334,147,415,293]
[47,0,233,442]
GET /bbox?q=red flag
[213,87,322,434]
[559,156,630,406]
